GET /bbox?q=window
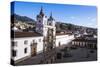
[24,40,28,45]
[24,48,27,54]
[39,20,41,23]
[59,42,61,47]
[11,41,17,47]
[33,40,35,43]
[12,50,17,57]
[40,27,42,30]
[39,39,41,42]
[49,22,52,26]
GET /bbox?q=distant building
[72,34,97,49]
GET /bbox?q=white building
[11,7,74,64]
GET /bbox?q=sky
[11,1,97,28]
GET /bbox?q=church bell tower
[36,7,56,63]
[36,7,47,35]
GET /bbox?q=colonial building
[71,34,97,49]
[11,7,74,65]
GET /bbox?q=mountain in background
[11,14,97,34]
[11,14,36,24]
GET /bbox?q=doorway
[31,42,37,56]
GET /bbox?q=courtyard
[16,42,97,66]
[55,46,97,63]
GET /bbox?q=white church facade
[11,7,75,64]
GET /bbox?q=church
[11,7,75,65]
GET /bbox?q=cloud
[70,16,76,19]
[87,17,91,19]
[91,18,96,22]
[87,17,97,22]
[86,22,97,28]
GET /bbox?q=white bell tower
[36,7,47,35]
[35,7,56,50]
[43,12,56,52]
[36,7,56,63]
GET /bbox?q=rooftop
[12,31,42,38]
[72,38,97,43]
[12,31,72,38]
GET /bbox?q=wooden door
[31,43,37,56]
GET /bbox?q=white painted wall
[56,35,75,47]
[11,34,74,61]
[11,36,43,61]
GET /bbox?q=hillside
[11,14,97,34]
[11,14,36,24]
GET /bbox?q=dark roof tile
[12,32,42,38]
